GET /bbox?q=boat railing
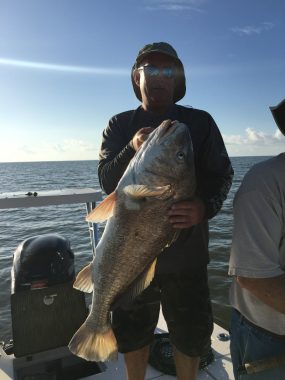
[0,187,103,252]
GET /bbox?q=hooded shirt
[98,104,233,273]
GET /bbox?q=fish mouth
[157,119,176,140]
[159,120,191,143]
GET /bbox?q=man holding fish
[69,42,233,380]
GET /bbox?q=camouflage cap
[131,42,186,103]
[270,98,285,136]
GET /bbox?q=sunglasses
[137,65,175,79]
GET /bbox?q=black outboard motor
[10,234,88,357]
[9,234,102,379]
[11,234,75,294]
[6,234,103,380]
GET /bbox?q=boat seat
[11,281,88,357]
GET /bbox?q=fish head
[127,119,196,199]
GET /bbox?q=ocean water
[0,157,269,342]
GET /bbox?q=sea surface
[0,157,270,342]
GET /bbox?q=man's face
[134,53,176,112]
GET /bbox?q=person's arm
[98,116,136,194]
[98,115,154,195]
[195,113,234,219]
[237,274,285,315]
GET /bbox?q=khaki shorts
[112,268,213,357]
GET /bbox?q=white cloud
[223,128,285,156]
[231,22,274,36]
[19,145,36,155]
[144,0,207,12]
[224,128,284,146]
[0,139,99,162]
[246,128,266,143]
[274,129,284,141]
[222,134,245,145]
[47,139,96,153]
[246,127,284,145]
[0,58,129,75]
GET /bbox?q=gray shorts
[112,268,213,357]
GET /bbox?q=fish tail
[68,322,117,362]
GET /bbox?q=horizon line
[0,155,274,164]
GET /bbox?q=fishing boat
[0,188,234,379]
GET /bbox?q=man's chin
[147,100,173,112]
[150,92,172,104]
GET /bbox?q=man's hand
[132,127,154,151]
[168,197,206,229]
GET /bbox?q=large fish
[68,119,196,362]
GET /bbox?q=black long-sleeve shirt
[98,105,234,273]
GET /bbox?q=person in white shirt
[229,98,285,379]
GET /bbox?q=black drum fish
[68,119,196,362]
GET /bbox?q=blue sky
[0,0,284,162]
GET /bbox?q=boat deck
[94,315,234,380]
[0,315,233,380]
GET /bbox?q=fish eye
[176,151,185,160]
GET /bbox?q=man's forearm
[98,143,135,194]
[237,274,285,315]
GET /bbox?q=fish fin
[123,184,172,200]
[73,263,93,293]
[111,258,157,310]
[69,322,117,362]
[86,192,117,222]
[142,258,157,289]
[165,230,181,247]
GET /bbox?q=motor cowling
[11,234,75,293]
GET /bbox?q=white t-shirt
[229,153,285,335]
